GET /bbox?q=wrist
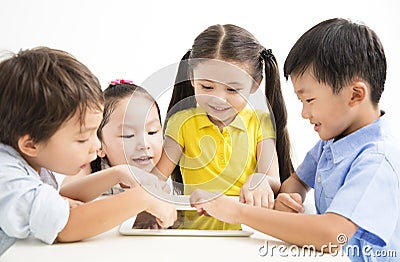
[235,202,248,224]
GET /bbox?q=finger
[243,192,254,206]
[261,193,269,208]
[284,197,304,212]
[239,189,245,203]
[190,189,208,205]
[156,217,165,228]
[267,193,274,209]
[253,194,261,207]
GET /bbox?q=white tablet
[118,195,253,237]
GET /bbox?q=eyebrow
[118,118,161,129]
[197,79,243,87]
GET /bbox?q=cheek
[229,96,247,109]
[150,136,163,156]
[104,141,126,165]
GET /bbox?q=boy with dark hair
[0,47,176,256]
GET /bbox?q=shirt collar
[328,112,391,164]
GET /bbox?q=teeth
[134,156,151,161]
[211,105,229,111]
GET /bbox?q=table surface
[1,224,349,262]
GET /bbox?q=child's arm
[60,165,168,202]
[191,190,358,252]
[240,139,281,208]
[274,172,310,213]
[151,136,183,181]
[57,187,177,242]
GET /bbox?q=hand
[144,195,177,228]
[240,173,274,209]
[115,165,171,193]
[63,196,84,209]
[190,189,241,225]
[274,193,304,213]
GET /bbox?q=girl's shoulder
[169,107,206,121]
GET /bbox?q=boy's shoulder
[0,143,37,179]
[0,143,25,166]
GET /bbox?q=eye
[121,134,135,139]
[148,130,159,135]
[200,84,213,90]
[77,139,89,143]
[305,98,315,103]
[227,87,239,93]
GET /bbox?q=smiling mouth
[313,122,321,131]
[209,105,230,111]
[132,156,153,165]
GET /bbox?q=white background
[1,0,399,167]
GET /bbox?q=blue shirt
[0,144,69,256]
[297,113,400,261]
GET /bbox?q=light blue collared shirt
[0,143,69,256]
[297,113,400,261]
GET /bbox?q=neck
[346,104,381,136]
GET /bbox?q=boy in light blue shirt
[190,18,399,261]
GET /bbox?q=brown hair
[0,46,104,150]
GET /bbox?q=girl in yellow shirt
[152,24,293,230]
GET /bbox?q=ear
[97,146,106,158]
[18,134,39,157]
[349,81,368,107]
[250,77,263,94]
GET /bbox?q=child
[0,47,176,256]
[152,24,293,230]
[191,18,399,260]
[66,79,166,228]
[68,80,164,195]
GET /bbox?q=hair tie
[109,79,133,85]
[261,48,273,60]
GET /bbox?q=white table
[1,224,349,262]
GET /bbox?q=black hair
[284,18,386,104]
[90,82,161,172]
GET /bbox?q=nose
[212,88,228,104]
[136,137,151,151]
[90,134,101,154]
[301,105,311,119]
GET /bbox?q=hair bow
[109,79,133,85]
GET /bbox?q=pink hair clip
[109,79,134,85]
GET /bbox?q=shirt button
[317,176,321,183]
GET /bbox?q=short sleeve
[296,140,326,188]
[0,165,69,244]
[165,111,187,147]
[327,153,399,246]
[255,110,275,142]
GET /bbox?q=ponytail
[166,50,196,120]
[261,49,294,183]
[165,49,195,194]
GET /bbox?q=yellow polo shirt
[165,106,275,230]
